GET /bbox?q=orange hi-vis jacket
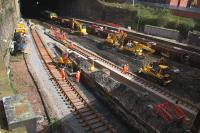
[75,71,81,82]
[124,65,129,73]
[60,68,66,81]
[50,26,54,35]
[69,43,75,49]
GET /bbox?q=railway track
[31,29,116,133]
[36,18,200,70]
[76,18,200,54]
[33,19,199,115]
[70,41,199,115]
[45,29,199,116]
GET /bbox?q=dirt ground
[66,33,200,105]
[10,54,48,131]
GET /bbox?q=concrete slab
[2,95,37,133]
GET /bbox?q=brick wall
[197,0,200,7]
[168,0,179,6]
[179,0,188,7]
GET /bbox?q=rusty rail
[31,29,116,133]
[46,30,199,116]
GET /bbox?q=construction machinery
[42,10,58,20]
[43,11,88,36]
[15,23,26,34]
[69,19,88,35]
[55,53,73,68]
[105,30,127,47]
[138,57,172,85]
[56,18,88,36]
[123,41,155,56]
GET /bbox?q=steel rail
[46,31,199,116]
[31,29,116,133]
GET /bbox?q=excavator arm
[138,43,155,54]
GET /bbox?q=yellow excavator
[105,30,127,47]
[69,19,88,36]
[55,53,73,68]
[123,41,155,56]
[138,57,172,85]
[50,15,88,36]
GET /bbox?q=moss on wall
[0,0,19,98]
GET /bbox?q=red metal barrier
[153,102,173,123]
[153,102,186,124]
[173,105,186,121]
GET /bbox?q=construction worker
[69,43,75,49]
[122,64,129,74]
[71,18,75,30]
[59,68,66,81]
[50,26,54,35]
[127,41,133,48]
[121,64,126,73]
[55,28,60,40]
[62,32,67,43]
[119,30,127,48]
[124,64,129,73]
[63,53,68,61]
[158,57,165,65]
[75,70,81,82]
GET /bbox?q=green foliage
[99,0,199,38]
[194,20,200,31]
[177,22,193,39]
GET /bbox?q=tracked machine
[69,19,88,35]
[42,10,88,35]
[138,57,172,85]
[122,41,155,56]
[54,17,88,36]
[105,30,127,47]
